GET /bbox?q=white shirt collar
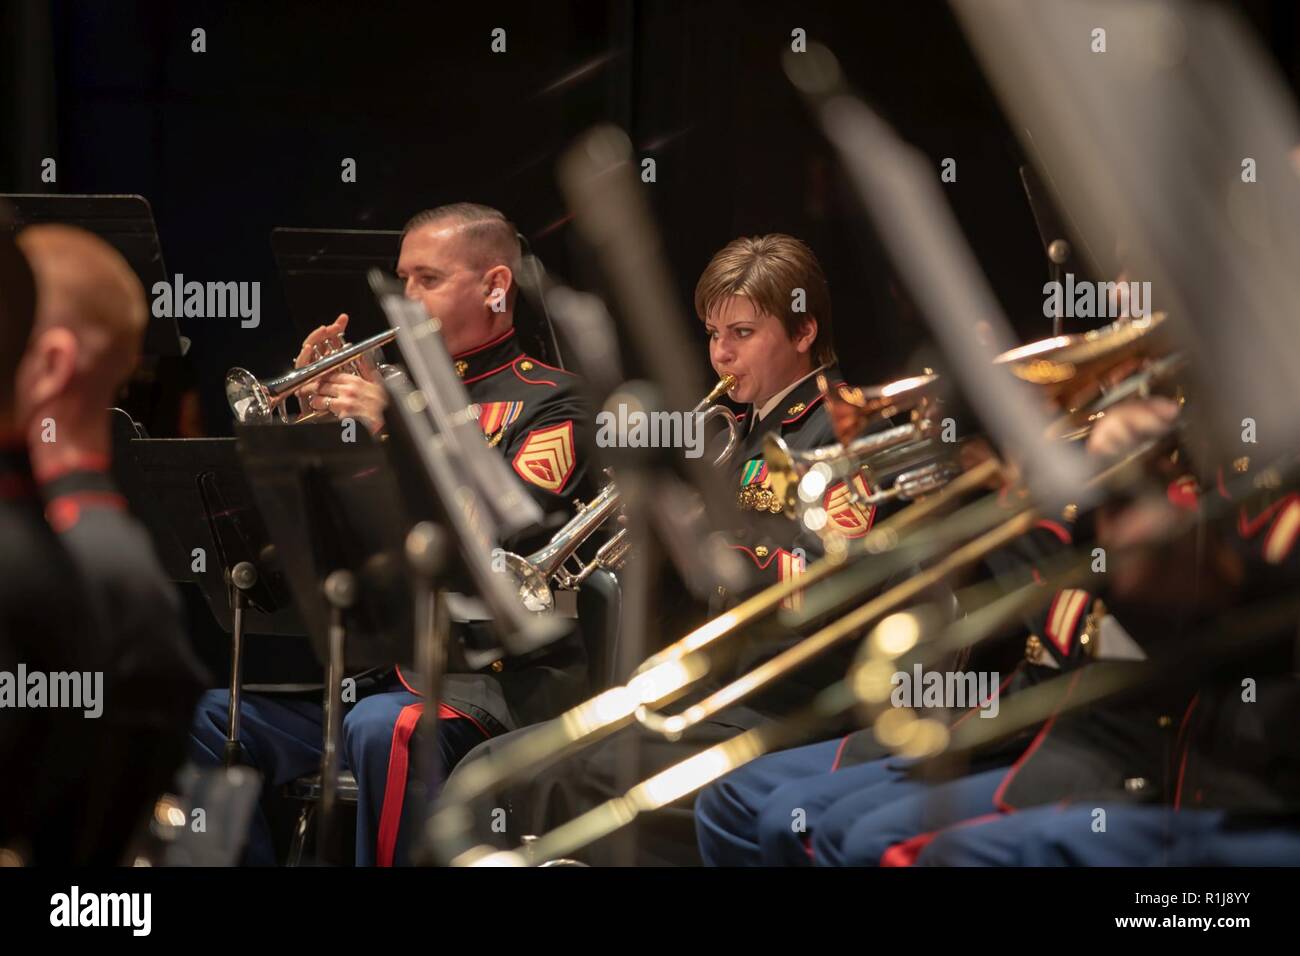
[753,364,828,425]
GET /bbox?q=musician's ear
[791,316,818,355]
[15,326,78,415]
[483,264,513,312]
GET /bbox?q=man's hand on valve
[309,370,388,435]
[293,312,388,434]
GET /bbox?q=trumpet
[497,375,741,613]
[225,328,398,424]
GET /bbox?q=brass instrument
[764,372,953,534]
[496,375,740,613]
[769,372,958,543]
[225,328,398,424]
[994,312,1182,442]
[430,315,1180,865]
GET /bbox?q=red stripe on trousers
[879,812,1004,867]
[375,701,462,867]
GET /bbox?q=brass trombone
[429,316,1178,864]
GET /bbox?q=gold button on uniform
[491,660,504,673]
[1157,715,1173,728]
[455,360,469,378]
[787,402,806,416]
[755,545,769,559]
[520,360,534,372]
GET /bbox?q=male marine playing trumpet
[190,203,594,865]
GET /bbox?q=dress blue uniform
[695,509,1082,866]
[189,328,592,865]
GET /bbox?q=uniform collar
[753,364,828,425]
[746,364,836,433]
[453,328,524,384]
[40,467,119,501]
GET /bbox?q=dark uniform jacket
[398,328,594,735]
[987,468,1300,814]
[0,443,109,863]
[701,365,904,728]
[37,460,209,854]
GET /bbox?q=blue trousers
[916,804,1300,866]
[695,737,920,866]
[818,766,1007,866]
[189,681,486,865]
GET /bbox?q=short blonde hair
[694,234,835,365]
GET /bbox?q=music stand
[112,415,307,768]
[236,422,443,861]
[1,193,182,357]
[271,227,401,343]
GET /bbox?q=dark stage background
[4,0,1299,430]
[3,0,1299,672]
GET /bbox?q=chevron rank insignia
[824,474,876,538]
[513,422,576,492]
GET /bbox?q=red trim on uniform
[517,355,570,375]
[949,666,1020,731]
[992,670,1083,812]
[879,813,1004,867]
[829,734,854,772]
[780,393,826,424]
[1216,467,1230,501]
[1031,568,1044,585]
[734,412,749,424]
[1172,694,1200,811]
[32,452,111,485]
[395,665,419,695]
[376,703,424,867]
[726,543,780,571]
[1033,519,1072,544]
[461,360,518,386]
[511,358,557,388]
[394,666,492,737]
[1237,494,1296,539]
[452,328,516,360]
[45,491,127,533]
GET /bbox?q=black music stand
[1,193,182,357]
[271,227,402,343]
[236,422,440,862]
[111,415,307,769]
